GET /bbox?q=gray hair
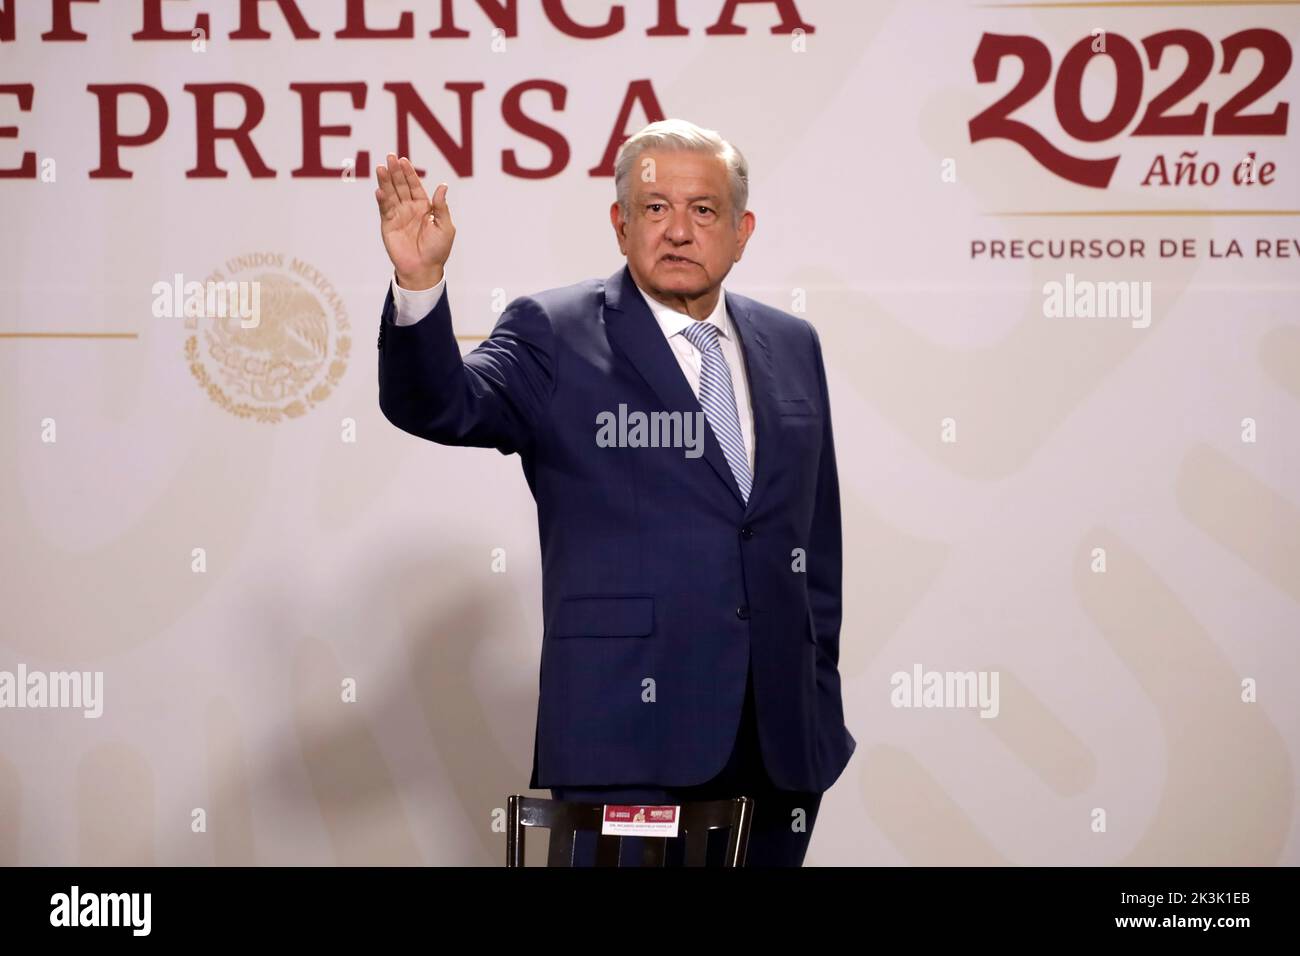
[613,119,749,228]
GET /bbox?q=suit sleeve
[377,280,556,456]
[805,320,843,671]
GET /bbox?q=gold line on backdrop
[989,210,1300,216]
[979,2,1300,9]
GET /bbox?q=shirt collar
[631,275,730,342]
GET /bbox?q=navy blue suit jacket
[378,263,856,793]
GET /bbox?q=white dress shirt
[389,272,756,470]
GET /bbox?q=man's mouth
[661,254,695,265]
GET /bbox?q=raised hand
[375,153,455,290]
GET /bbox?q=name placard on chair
[600,805,681,838]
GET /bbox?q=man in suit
[374,119,855,866]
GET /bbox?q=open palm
[375,152,455,288]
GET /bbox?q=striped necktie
[680,319,752,503]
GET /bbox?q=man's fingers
[375,162,400,212]
[376,156,452,236]
[386,152,412,203]
[399,156,429,204]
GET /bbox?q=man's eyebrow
[642,192,720,204]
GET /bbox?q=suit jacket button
[736,605,750,620]
[740,525,754,540]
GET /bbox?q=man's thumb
[430,183,451,220]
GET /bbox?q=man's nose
[665,207,694,243]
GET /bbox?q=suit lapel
[725,289,779,518]
[602,264,747,508]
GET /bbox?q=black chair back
[506,795,754,866]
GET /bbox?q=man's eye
[647,203,664,213]
[696,206,714,216]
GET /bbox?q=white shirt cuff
[391,272,447,326]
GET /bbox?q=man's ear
[609,201,627,254]
[733,209,756,261]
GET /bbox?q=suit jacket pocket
[551,594,655,638]
[778,396,818,417]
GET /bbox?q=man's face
[610,148,755,307]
